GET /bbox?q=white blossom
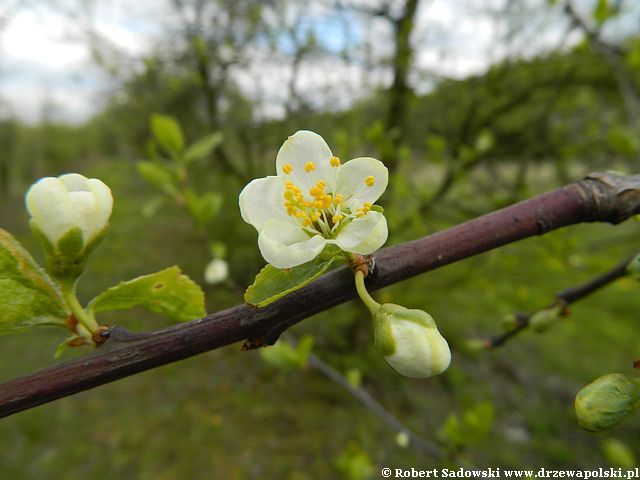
[26,173,113,252]
[239,131,388,268]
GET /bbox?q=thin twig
[282,333,443,457]
[486,254,634,348]
[0,172,639,417]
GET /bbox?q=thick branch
[486,254,634,348]
[1,172,639,417]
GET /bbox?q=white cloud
[2,10,87,68]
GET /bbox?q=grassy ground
[0,160,639,478]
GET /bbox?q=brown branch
[486,254,635,349]
[1,172,639,418]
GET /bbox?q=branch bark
[1,172,639,417]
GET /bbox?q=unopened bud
[372,303,451,378]
[575,373,640,432]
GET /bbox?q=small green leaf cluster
[259,335,313,372]
[334,443,374,480]
[141,114,224,229]
[140,114,228,285]
[437,402,495,450]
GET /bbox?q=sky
[0,0,637,124]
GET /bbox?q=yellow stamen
[356,202,372,217]
[286,206,296,216]
[365,176,375,187]
[283,190,295,200]
[302,218,312,227]
[282,163,293,174]
[334,194,343,205]
[304,161,316,172]
[311,212,321,222]
[332,214,344,223]
[330,156,341,167]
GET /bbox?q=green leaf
[151,114,184,157]
[335,443,373,480]
[184,190,222,227]
[601,438,637,468]
[0,229,67,334]
[593,0,612,24]
[137,161,179,197]
[88,266,206,322]
[245,252,342,307]
[260,335,313,371]
[183,132,223,164]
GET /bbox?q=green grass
[0,160,639,477]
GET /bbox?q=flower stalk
[59,279,100,336]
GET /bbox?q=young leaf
[184,190,223,227]
[88,266,206,322]
[137,161,179,197]
[245,252,341,307]
[151,114,184,158]
[260,335,313,371]
[184,132,223,164]
[0,229,67,334]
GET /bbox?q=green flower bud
[372,303,451,378]
[529,305,563,333]
[575,373,640,432]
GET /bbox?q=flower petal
[385,322,451,378]
[26,177,75,245]
[336,157,388,205]
[330,211,387,254]
[275,130,336,194]
[59,173,90,192]
[239,176,288,231]
[86,178,113,241]
[258,219,326,268]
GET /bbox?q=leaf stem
[354,270,380,313]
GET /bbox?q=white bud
[26,173,113,253]
[204,258,229,285]
[373,304,451,378]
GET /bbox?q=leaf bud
[575,373,640,432]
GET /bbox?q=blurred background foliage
[0,0,640,476]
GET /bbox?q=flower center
[282,177,372,237]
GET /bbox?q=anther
[365,176,375,187]
[304,161,316,172]
[282,163,293,174]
